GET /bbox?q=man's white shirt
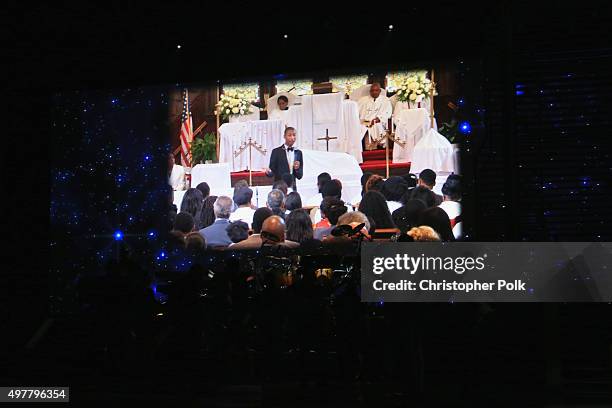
[229,206,256,228]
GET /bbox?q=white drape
[218,119,285,172]
[409,128,456,174]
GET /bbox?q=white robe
[169,164,186,191]
[358,95,392,145]
[268,108,291,128]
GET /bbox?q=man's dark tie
[286,147,294,152]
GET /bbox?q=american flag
[179,89,193,167]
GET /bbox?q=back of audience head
[381,176,409,202]
[180,188,204,224]
[337,211,371,233]
[281,173,294,188]
[317,172,332,193]
[320,197,348,225]
[442,174,462,201]
[321,179,342,199]
[417,169,437,189]
[252,207,273,234]
[272,180,289,196]
[285,191,302,212]
[213,196,233,219]
[185,231,206,250]
[402,173,418,189]
[358,190,395,229]
[392,199,426,233]
[233,187,253,207]
[361,172,373,196]
[195,182,210,200]
[261,215,286,244]
[267,189,285,218]
[365,174,384,193]
[226,220,249,243]
[234,179,249,192]
[173,212,195,234]
[285,209,313,243]
[201,195,218,228]
[409,185,436,207]
[418,207,455,241]
[407,226,441,242]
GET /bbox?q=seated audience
[195,181,210,201]
[185,231,206,251]
[407,226,441,241]
[180,188,204,229]
[286,209,316,244]
[322,211,372,245]
[272,180,289,197]
[381,176,409,213]
[226,220,249,244]
[392,199,427,233]
[267,189,286,219]
[438,174,463,239]
[201,195,218,228]
[284,192,303,214]
[304,172,332,206]
[350,171,373,207]
[198,196,234,248]
[365,174,384,193]
[173,211,195,234]
[230,207,273,250]
[402,173,418,189]
[230,187,256,227]
[417,169,443,206]
[281,173,295,191]
[417,207,455,241]
[260,215,299,248]
[358,190,395,230]
[409,185,436,208]
[314,179,352,225]
[232,179,249,212]
[314,197,348,240]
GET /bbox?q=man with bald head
[358,82,392,150]
[260,215,299,248]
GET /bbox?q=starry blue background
[50,88,174,303]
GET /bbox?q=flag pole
[216,85,221,163]
[430,69,436,129]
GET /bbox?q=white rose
[409,92,417,101]
[408,82,418,91]
[232,107,239,114]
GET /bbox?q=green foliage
[190,132,217,164]
[438,119,459,144]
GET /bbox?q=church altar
[218,119,285,172]
[173,149,362,210]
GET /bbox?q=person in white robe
[168,153,186,191]
[267,93,295,128]
[357,83,392,150]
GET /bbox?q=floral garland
[215,90,253,121]
[330,74,369,95]
[390,71,436,103]
[276,79,313,95]
[222,83,260,102]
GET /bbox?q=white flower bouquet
[393,72,436,104]
[215,90,253,121]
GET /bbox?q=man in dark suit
[264,127,303,190]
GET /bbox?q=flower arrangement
[222,83,260,102]
[215,90,253,121]
[330,74,369,95]
[392,71,436,104]
[276,79,313,95]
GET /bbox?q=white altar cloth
[409,128,456,174]
[392,108,432,164]
[285,94,363,163]
[218,119,285,172]
[191,162,232,193]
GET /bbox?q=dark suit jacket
[266,146,303,185]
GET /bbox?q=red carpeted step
[231,170,267,179]
[362,149,387,161]
[359,160,411,171]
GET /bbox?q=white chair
[266,92,298,117]
[349,84,387,102]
